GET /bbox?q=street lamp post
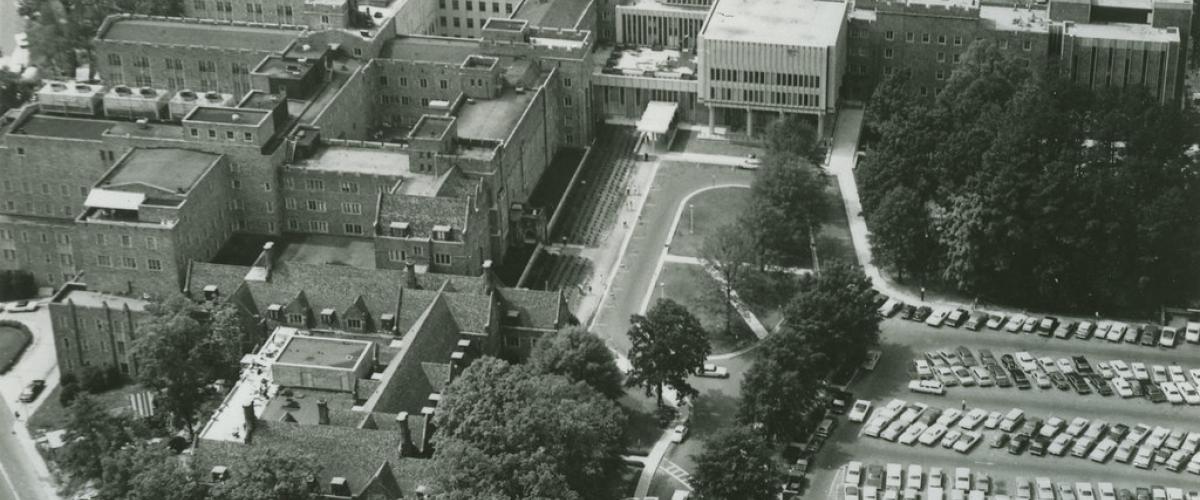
[689,204,695,234]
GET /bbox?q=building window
[226,130,235,140]
[953,54,961,63]
[311,221,329,233]
[453,17,460,27]
[953,36,963,46]
[935,70,945,80]
[885,30,894,41]
[306,200,326,212]
[287,313,304,325]
[321,15,330,23]
[120,235,132,247]
[191,128,200,137]
[434,253,451,265]
[264,182,272,192]
[999,39,1009,49]
[288,219,300,230]
[123,257,138,269]
[146,236,157,249]
[2,249,15,261]
[340,181,359,193]
[344,223,363,235]
[341,202,362,215]
[306,179,325,190]
[147,259,162,271]
[937,35,946,44]
[906,32,914,43]
[922,33,930,43]
[505,3,512,12]
[466,18,473,28]
[347,318,363,330]
[285,198,297,210]
[208,129,217,139]
[937,52,945,62]
[388,249,407,261]
[884,48,893,59]
[244,132,253,142]
[1022,40,1032,51]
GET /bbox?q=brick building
[48,284,151,378]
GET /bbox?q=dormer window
[202,284,219,300]
[380,314,395,331]
[346,318,363,330]
[320,308,336,326]
[267,304,283,320]
[389,222,411,238]
[432,225,451,241]
[287,313,304,325]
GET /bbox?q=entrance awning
[637,101,678,136]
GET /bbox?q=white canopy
[637,101,678,135]
[84,189,144,210]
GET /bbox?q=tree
[528,326,624,399]
[134,296,250,440]
[744,153,828,268]
[782,263,880,368]
[738,324,829,442]
[763,115,824,165]
[866,186,935,280]
[207,448,321,500]
[431,357,626,500]
[58,394,160,482]
[700,223,754,339]
[691,426,782,500]
[20,0,184,78]
[99,442,205,500]
[0,270,36,301]
[625,299,711,407]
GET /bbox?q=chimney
[456,338,475,357]
[242,402,256,441]
[330,477,351,497]
[245,242,276,282]
[210,466,229,482]
[420,406,435,455]
[202,284,219,301]
[448,351,465,385]
[396,411,416,457]
[482,259,500,289]
[404,260,420,289]
[316,399,330,425]
[415,485,429,499]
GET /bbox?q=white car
[926,309,948,327]
[959,408,988,430]
[971,366,993,387]
[1112,377,1134,398]
[1006,315,1027,333]
[1097,362,1115,379]
[936,408,962,427]
[935,367,959,386]
[1182,382,1200,405]
[953,366,976,386]
[952,432,981,453]
[1048,433,1074,456]
[1131,362,1150,380]
[1108,323,1128,342]
[913,360,933,379]
[1077,483,1096,500]
[1015,352,1038,372]
[846,461,864,486]
[941,429,963,448]
[1014,477,1032,500]
[1088,439,1117,462]
[984,411,1003,429]
[1162,382,1185,404]
[1161,327,1179,347]
[1133,446,1155,469]
[999,408,1025,432]
[670,424,688,443]
[1146,426,1171,448]
[1036,478,1055,500]
[698,363,729,378]
[4,300,38,313]
[1190,369,1200,386]
[909,379,946,395]
[1039,417,1065,439]
[741,154,763,169]
[849,400,873,422]
[929,467,944,488]
[899,422,928,445]
[886,463,903,490]
[906,465,923,490]
[1169,365,1188,384]
[1065,417,1089,437]
[954,468,972,490]
[879,298,902,317]
[1055,358,1075,374]
[1038,357,1058,373]
[1097,483,1116,500]
[881,421,907,441]
[1152,365,1169,383]
[919,424,949,446]
[1187,452,1200,474]
[1187,322,1200,343]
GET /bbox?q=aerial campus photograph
[0,0,1199,498]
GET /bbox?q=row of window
[883,48,964,64]
[0,229,70,244]
[883,31,1034,51]
[91,234,158,249]
[275,198,364,215]
[281,178,363,193]
[387,249,451,265]
[95,255,164,271]
[109,55,248,74]
[707,87,821,107]
[4,179,90,197]
[708,68,821,88]
[284,219,365,235]
[438,0,513,14]
[190,128,256,142]
[1,199,80,218]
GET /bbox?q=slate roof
[194,420,430,498]
[378,193,470,240]
[441,292,493,334]
[99,16,302,52]
[497,287,563,331]
[186,262,253,298]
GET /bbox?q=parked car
[1048,433,1074,456]
[926,309,949,327]
[1075,321,1096,339]
[1141,325,1161,347]
[1089,438,1118,462]
[909,379,946,395]
[1038,316,1059,333]
[1160,327,1179,347]
[18,380,45,403]
[1186,322,1200,343]
[1124,325,1142,344]
[953,432,982,453]
[1055,322,1077,339]
[849,400,873,422]
[947,309,969,328]
[990,432,1010,449]
[670,424,688,443]
[879,298,903,317]
[1008,434,1031,454]
[914,306,932,322]
[964,313,986,331]
[1006,315,1028,333]
[986,314,1008,330]
[862,350,882,371]
[1022,316,1039,333]
[5,300,38,313]
[698,363,729,378]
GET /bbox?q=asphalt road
[807,317,1200,498]
[0,0,20,59]
[0,395,55,500]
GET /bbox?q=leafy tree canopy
[207,448,322,500]
[528,326,625,399]
[431,357,627,500]
[625,299,711,406]
[782,262,880,369]
[691,426,782,500]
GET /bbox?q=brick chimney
[482,259,499,290]
[419,406,435,455]
[241,402,256,443]
[316,399,330,425]
[245,242,276,282]
[396,411,416,457]
[455,338,475,357]
[404,260,420,289]
[330,477,351,497]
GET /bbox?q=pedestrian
[14,411,19,420]
[960,400,965,411]
[920,287,926,301]
[972,297,978,310]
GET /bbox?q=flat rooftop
[454,88,535,140]
[381,36,482,62]
[55,289,150,312]
[276,335,371,369]
[702,0,847,46]
[104,148,219,194]
[411,116,455,139]
[1067,22,1179,42]
[9,114,114,140]
[299,146,413,176]
[185,107,270,125]
[513,0,592,29]
[603,46,696,77]
[99,18,300,52]
[979,6,1050,33]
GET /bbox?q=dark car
[1135,488,1151,500]
[1068,373,1092,395]
[990,365,1013,387]
[865,465,885,488]
[964,313,986,331]
[979,349,998,367]
[1030,436,1051,456]
[1144,382,1167,403]
[1010,368,1031,389]
[1008,434,1031,454]
[1140,325,1161,347]
[871,292,889,308]
[901,305,918,320]
[1089,375,1113,397]
[1118,490,1133,500]
[957,346,978,367]
[1073,356,1094,375]
[991,432,1010,448]
[1109,424,1130,441]
[1050,372,1071,391]
[1019,417,1044,437]
[18,380,46,403]
[914,306,933,322]
[1075,322,1096,340]
[1001,354,1020,372]
[1038,316,1059,333]
[1130,380,1144,398]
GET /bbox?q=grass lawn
[28,383,149,432]
[668,186,752,259]
[658,262,756,355]
[815,177,857,266]
[0,325,31,374]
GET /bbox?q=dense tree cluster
[528,326,624,399]
[0,269,36,301]
[860,41,1200,312]
[134,296,255,439]
[741,129,829,269]
[429,357,627,500]
[626,299,711,407]
[690,426,782,500]
[19,0,183,77]
[739,263,879,442]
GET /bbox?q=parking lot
[807,314,1200,499]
